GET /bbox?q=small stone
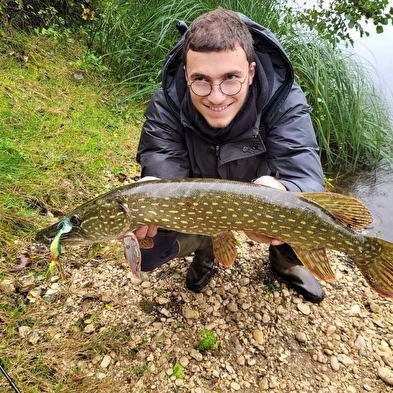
[369,302,381,313]
[262,313,270,323]
[100,354,111,368]
[337,354,354,366]
[259,377,269,391]
[295,332,307,343]
[18,325,32,338]
[84,324,96,333]
[253,329,264,345]
[179,356,189,367]
[190,348,203,361]
[346,386,357,393]
[0,279,16,294]
[183,306,199,319]
[226,302,238,312]
[378,367,393,385]
[239,277,250,286]
[297,302,311,315]
[354,335,365,349]
[230,381,241,390]
[330,355,340,371]
[348,304,361,315]
[16,275,35,293]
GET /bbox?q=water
[337,22,393,242]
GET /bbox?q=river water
[336,21,393,242]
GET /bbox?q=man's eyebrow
[188,70,243,79]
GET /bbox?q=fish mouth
[35,223,89,245]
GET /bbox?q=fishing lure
[47,217,72,279]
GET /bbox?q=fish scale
[36,178,393,298]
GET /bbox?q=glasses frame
[187,73,249,97]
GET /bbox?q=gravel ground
[3,232,393,393]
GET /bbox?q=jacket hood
[160,13,294,124]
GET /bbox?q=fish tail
[353,237,393,298]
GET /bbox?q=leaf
[14,253,31,270]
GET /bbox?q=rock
[230,381,241,390]
[183,306,199,319]
[378,367,393,385]
[190,348,203,361]
[297,302,311,315]
[226,302,238,312]
[337,354,354,366]
[16,275,35,293]
[331,355,340,371]
[100,354,111,368]
[295,332,307,343]
[0,279,16,294]
[253,329,264,344]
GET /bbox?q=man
[135,8,326,303]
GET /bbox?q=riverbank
[2,233,393,392]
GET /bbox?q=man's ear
[248,61,256,85]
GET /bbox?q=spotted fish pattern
[36,178,393,298]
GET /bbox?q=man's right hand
[134,225,158,239]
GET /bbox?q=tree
[294,0,393,46]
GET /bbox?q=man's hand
[133,176,161,239]
[134,225,158,239]
[245,176,286,245]
[253,175,286,190]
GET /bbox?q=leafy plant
[165,359,184,380]
[198,329,218,351]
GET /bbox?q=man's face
[185,45,256,129]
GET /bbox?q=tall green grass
[285,34,393,171]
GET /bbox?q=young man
[135,8,326,303]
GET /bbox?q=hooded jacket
[137,14,325,192]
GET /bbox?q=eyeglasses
[187,74,248,97]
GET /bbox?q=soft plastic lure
[47,217,72,279]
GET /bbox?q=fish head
[36,196,133,245]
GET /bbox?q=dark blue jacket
[137,14,325,192]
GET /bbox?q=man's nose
[208,84,226,102]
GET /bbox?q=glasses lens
[221,79,242,95]
[191,81,211,96]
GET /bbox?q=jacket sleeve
[265,82,325,192]
[136,88,190,178]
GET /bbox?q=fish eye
[69,214,82,226]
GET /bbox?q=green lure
[47,217,72,279]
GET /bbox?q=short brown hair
[182,7,254,66]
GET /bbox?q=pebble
[0,279,15,294]
[297,302,311,315]
[295,331,307,343]
[100,354,111,368]
[253,329,264,344]
[331,355,340,371]
[230,381,241,390]
[182,306,199,319]
[226,302,238,312]
[378,367,393,385]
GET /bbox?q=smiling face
[185,46,256,129]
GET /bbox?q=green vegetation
[198,329,219,351]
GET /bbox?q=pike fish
[36,178,393,298]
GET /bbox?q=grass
[0,30,144,257]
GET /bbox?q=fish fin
[212,231,238,268]
[138,237,154,249]
[353,237,393,299]
[300,193,373,229]
[292,246,336,283]
[123,232,141,279]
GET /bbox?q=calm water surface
[337,23,393,242]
